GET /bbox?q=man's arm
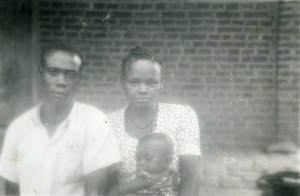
[84,163,121,196]
[3,178,19,195]
[178,155,200,196]
[107,175,154,196]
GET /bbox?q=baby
[108,132,178,196]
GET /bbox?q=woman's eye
[129,81,139,86]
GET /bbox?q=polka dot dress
[108,103,201,183]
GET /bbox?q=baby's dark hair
[121,47,162,78]
[139,132,174,157]
[40,44,84,73]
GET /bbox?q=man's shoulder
[74,102,107,119]
[9,106,39,126]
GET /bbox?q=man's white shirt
[0,102,121,195]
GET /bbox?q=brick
[244,11,269,18]
[106,3,119,9]
[156,3,167,10]
[112,12,131,18]
[66,32,78,38]
[40,24,61,30]
[164,27,187,32]
[127,3,139,9]
[52,2,63,9]
[141,4,153,10]
[218,27,242,33]
[93,3,104,9]
[85,11,107,18]
[220,42,245,47]
[188,12,213,18]
[65,2,78,8]
[134,12,158,19]
[217,12,240,18]
[181,34,206,40]
[39,10,56,16]
[58,10,83,17]
[65,25,82,31]
[198,3,210,9]
[162,12,185,18]
[39,1,49,7]
[162,20,174,25]
[226,3,239,10]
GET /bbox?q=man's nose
[56,73,68,87]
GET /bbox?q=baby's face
[135,140,169,174]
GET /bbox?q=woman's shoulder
[108,107,126,119]
[159,103,196,114]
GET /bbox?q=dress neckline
[123,103,160,139]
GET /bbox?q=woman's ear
[119,75,124,89]
[160,74,164,89]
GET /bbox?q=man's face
[41,51,81,107]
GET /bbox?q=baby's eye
[144,155,154,161]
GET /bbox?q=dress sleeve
[83,112,121,175]
[0,123,20,182]
[176,105,201,156]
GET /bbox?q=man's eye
[129,81,139,86]
[47,68,59,75]
[66,71,78,79]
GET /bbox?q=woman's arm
[178,155,200,196]
[107,175,154,196]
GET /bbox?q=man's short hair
[40,44,84,73]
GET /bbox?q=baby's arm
[107,175,154,196]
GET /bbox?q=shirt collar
[30,101,77,130]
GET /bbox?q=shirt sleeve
[0,122,20,182]
[83,112,121,175]
[176,105,201,156]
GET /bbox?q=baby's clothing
[136,170,178,196]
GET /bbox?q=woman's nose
[138,83,148,93]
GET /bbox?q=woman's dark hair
[40,44,84,73]
[121,47,162,78]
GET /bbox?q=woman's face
[122,59,163,109]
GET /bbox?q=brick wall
[276,1,300,145]
[0,0,33,137]
[37,1,299,150]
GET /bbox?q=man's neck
[40,101,73,135]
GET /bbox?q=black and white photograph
[0,0,299,195]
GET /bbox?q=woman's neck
[127,103,157,118]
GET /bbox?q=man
[0,45,121,195]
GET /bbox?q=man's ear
[39,66,43,74]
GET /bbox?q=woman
[108,47,201,195]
